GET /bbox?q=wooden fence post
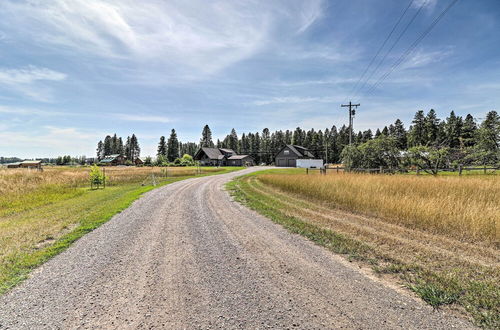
[306,168,309,175]
[458,165,462,176]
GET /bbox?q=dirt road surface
[0,168,473,329]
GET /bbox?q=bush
[89,165,105,188]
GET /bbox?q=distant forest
[95,109,499,168]
[2,109,497,168]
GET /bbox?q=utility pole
[341,101,360,145]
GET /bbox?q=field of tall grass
[228,170,499,327]
[258,172,499,245]
[0,165,238,294]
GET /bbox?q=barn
[275,145,317,167]
[6,160,42,170]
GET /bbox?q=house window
[284,150,290,155]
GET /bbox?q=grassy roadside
[227,170,499,328]
[0,167,242,294]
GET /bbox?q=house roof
[21,160,42,164]
[228,155,252,160]
[196,147,223,160]
[100,154,122,163]
[284,145,314,158]
[219,148,236,154]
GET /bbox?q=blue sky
[0,0,499,158]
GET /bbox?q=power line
[353,0,428,99]
[348,0,416,101]
[364,0,459,96]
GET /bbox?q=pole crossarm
[340,101,360,146]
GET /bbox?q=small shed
[275,145,315,167]
[227,155,254,167]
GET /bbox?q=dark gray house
[194,147,253,166]
[227,155,254,167]
[275,145,315,167]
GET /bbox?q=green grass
[227,170,500,328]
[0,167,242,294]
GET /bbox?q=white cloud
[0,0,324,76]
[412,0,438,11]
[114,113,170,123]
[0,66,67,102]
[400,48,453,70]
[252,96,337,106]
[0,66,66,85]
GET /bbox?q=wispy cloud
[0,0,324,76]
[400,48,453,70]
[252,96,337,106]
[0,66,67,102]
[114,113,170,123]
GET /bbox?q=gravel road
[0,167,473,329]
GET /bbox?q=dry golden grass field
[229,169,500,327]
[0,165,236,293]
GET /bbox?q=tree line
[96,134,141,162]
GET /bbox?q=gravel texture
[0,167,474,329]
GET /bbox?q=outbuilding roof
[228,155,251,160]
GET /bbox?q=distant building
[194,147,253,166]
[99,154,125,166]
[6,160,42,170]
[275,145,317,167]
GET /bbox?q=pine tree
[408,110,426,146]
[292,127,304,145]
[461,114,477,147]
[392,119,407,149]
[444,111,462,148]
[111,134,119,154]
[261,128,271,164]
[96,140,104,160]
[167,129,179,162]
[374,128,382,138]
[157,136,167,157]
[103,135,112,156]
[228,128,239,152]
[129,134,140,161]
[200,125,214,147]
[478,111,500,153]
[117,137,124,156]
[424,109,440,145]
[125,136,131,160]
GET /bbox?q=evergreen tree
[167,129,179,162]
[117,137,124,156]
[424,109,440,145]
[477,111,500,155]
[461,114,477,147]
[125,136,131,160]
[261,128,271,164]
[408,110,426,146]
[381,126,389,136]
[391,119,407,149]
[362,129,373,143]
[200,125,214,147]
[157,136,167,157]
[111,134,119,154]
[374,128,382,138]
[129,134,140,161]
[284,130,293,145]
[103,135,112,156]
[228,128,239,152]
[292,127,304,145]
[444,111,463,148]
[96,140,104,160]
